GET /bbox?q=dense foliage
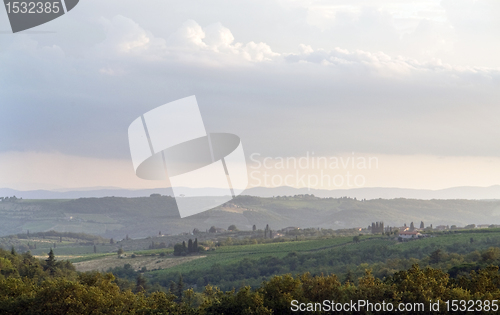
[3,246,500,314]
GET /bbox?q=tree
[117,248,124,256]
[136,274,147,293]
[169,281,176,295]
[193,238,198,252]
[176,275,184,302]
[481,247,500,261]
[209,226,217,233]
[126,234,130,241]
[110,238,114,244]
[228,225,237,231]
[188,239,193,253]
[420,221,424,229]
[193,228,200,234]
[353,236,360,243]
[253,225,256,231]
[173,244,183,256]
[429,249,442,264]
[182,241,187,253]
[45,249,56,275]
[93,245,97,254]
[410,222,415,231]
[344,270,354,284]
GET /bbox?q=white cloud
[96,15,166,58]
[94,17,279,65]
[89,15,500,78]
[166,19,207,49]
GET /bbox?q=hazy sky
[1,0,500,191]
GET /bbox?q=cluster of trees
[206,225,240,233]
[173,238,202,256]
[3,246,500,314]
[0,247,76,281]
[0,196,20,202]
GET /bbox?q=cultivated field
[73,254,205,272]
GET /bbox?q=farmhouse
[476,224,490,229]
[399,231,421,239]
[282,227,300,233]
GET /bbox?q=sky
[1,0,500,191]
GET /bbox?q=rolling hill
[2,195,500,238]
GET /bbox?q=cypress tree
[46,249,56,275]
[136,274,147,293]
[176,275,184,302]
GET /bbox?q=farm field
[74,254,204,272]
[149,234,383,275]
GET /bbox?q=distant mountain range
[2,185,500,200]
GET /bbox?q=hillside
[1,195,500,238]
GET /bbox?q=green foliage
[3,247,500,314]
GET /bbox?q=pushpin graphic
[128,96,248,218]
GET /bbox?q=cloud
[92,17,279,66]
[1,2,500,190]
[1,13,500,165]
